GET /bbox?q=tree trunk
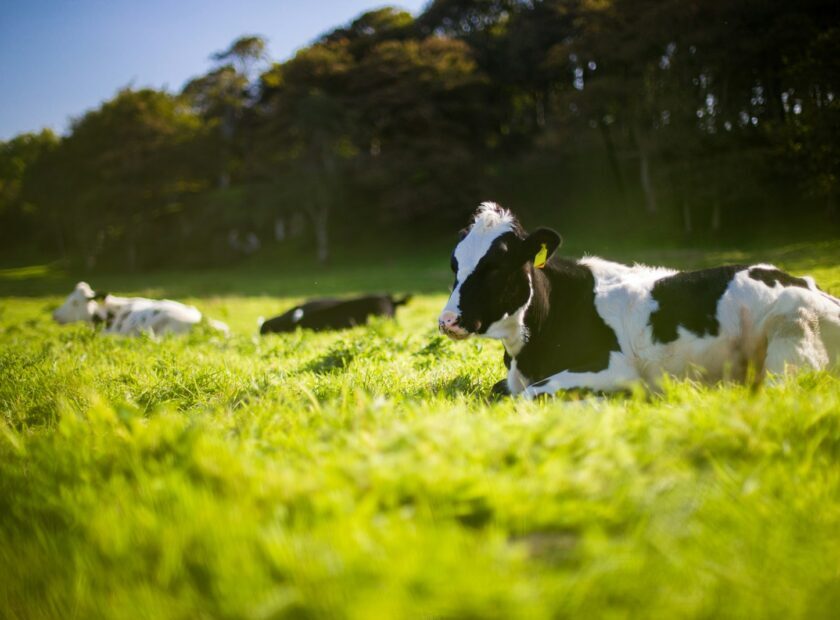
[631,123,657,214]
[597,118,627,210]
[274,217,286,242]
[53,214,67,259]
[711,200,721,232]
[127,236,137,272]
[534,90,546,129]
[682,202,692,235]
[313,208,329,264]
[639,146,657,214]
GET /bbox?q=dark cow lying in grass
[260,294,411,334]
[53,282,229,336]
[439,202,840,398]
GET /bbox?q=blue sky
[0,1,427,140]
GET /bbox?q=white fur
[519,259,840,398]
[442,202,515,319]
[53,282,228,337]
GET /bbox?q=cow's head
[52,282,105,324]
[438,202,561,340]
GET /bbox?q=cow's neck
[518,265,551,354]
[518,258,595,357]
[484,272,534,358]
[519,259,593,357]
[485,261,570,361]
[92,295,129,324]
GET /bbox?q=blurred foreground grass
[1,243,839,619]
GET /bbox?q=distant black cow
[260,294,412,334]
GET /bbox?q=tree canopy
[3,1,838,269]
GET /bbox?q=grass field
[2,242,840,619]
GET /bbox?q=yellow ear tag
[534,243,548,269]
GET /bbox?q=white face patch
[443,202,515,317]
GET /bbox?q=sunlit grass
[1,248,839,619]
[0,263,58,281]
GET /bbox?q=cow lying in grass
[260,294,411,334]
[439,202,840,398]
[53,282,229,336]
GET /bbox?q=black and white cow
[439,202,840,398]
[260,294,412,334]
[53,282,229,336]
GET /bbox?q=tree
[0,130,59,252]
[319,7,415,56]
[349,36,496,222]
[211,35,268,83]
[27,89,206,270]
[183,36,268,187]
[255,42,357,263]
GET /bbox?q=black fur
[92,308,117,329]
[649,265,747,343]
[748,267,809,290]
[260,294,411,334]
[515,260,621,381]
[490,379,510,398]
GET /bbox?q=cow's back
[588,261,839,383]
[260,295,401,334]
[107,298,202,336]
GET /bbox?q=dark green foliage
[2,1,839,270]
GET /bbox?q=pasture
[2,242,840,619]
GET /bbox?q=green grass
[1,243,840,619]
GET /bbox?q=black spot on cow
[516,260,621,382]
[748,267,809,290]
[260,294,411,334]
[650,265,747,343]
[92,309,116,328]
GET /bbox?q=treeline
[1,0,838,270]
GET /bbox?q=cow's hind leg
[763,306,830,377]
[820,311,840,369]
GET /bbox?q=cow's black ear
[457,227,469,241]
[520,228,562,266]
[92,291,108,301]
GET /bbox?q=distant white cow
[52,282,229,337]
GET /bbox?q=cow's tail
[391,294,413,308]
